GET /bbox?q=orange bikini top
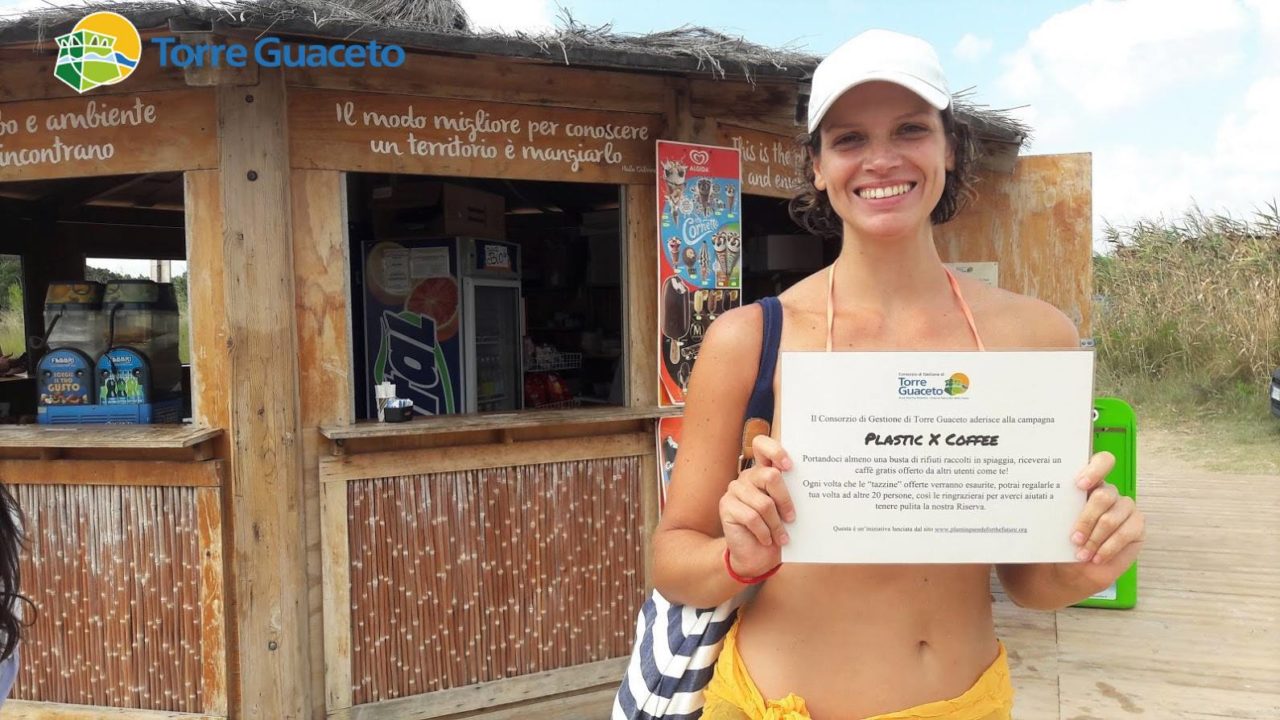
[825,264,986,352]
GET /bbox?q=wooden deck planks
[994,437,1280,719]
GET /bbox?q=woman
[0,482,26,707]
[654,29,1145,719]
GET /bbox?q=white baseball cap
[807,29,950,132]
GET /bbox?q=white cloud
[1093,146,1201,233]
[1211,73,1280,197]
[996,0,1280,246]
[953,33,993,62]
[1094,74,1280,237]
[999,44,1040,95]
[456,0,554,34]
[1246,0,1280,38]
[0,0,557,33]
[0,0,128,17]
[999,0,1248,115]
[1245,0,1280,65]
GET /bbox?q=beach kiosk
[0,2,1092,718]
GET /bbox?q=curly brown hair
[788,106,979,238]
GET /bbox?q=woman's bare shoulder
[698,302,766,369]
[960,277,1081,349]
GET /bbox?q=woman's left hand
[1068,451,1145,586]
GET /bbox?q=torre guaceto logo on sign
[896,371,971,398]
[54,12,142,93]
[945,372,970,396]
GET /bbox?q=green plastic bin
[1074,397,1139,609]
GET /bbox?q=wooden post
[638,450,659,590]
[290,168,356,717]
[196,486,229,715]
[320,480,354,712]
[184,170,229,443]
[216,68,311,718]
[623,182,660,589]
[186,170,240,715]
[624,184,658,408]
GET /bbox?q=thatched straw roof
[0,0,1029,145]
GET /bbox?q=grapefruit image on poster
[54,12,142,93]
[364,240,461,417]
[656,140,742,406]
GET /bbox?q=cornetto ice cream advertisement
[656,140,743,406]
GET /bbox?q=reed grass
[1093,203,1278,403]
[1093,203,1280,472]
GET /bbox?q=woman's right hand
[719,434,797,578]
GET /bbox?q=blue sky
[458,0,1280,248]
[3,0,1278,255]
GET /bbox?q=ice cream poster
[656,140,743,406]
[656,415,683,513]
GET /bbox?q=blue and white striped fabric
[614,297,780,719]
[612,588,755,720]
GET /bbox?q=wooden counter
[0,424,222,449]
[320,405,681,441]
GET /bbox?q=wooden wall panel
[934,153,1094,334]
[344,455,645,708]
[688,78,800,129]
[716,123,804,200]
[0,701,225,720]
[10,485,208,711]
[0,45,189,103]
[288,89,662,184]
[0,91,217,182]
[0,459,222,487]
[322,433,650,484]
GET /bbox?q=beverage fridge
[362,236,523,417]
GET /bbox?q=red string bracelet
[724,548,782,584]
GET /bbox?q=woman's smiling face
[812,81,954,239]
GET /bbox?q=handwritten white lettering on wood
[0,90,216,181]
[718,123,804,199]
[291,89,663,184]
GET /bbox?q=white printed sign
[779,350,1094,564]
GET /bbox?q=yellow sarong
[702,618,1014,719]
